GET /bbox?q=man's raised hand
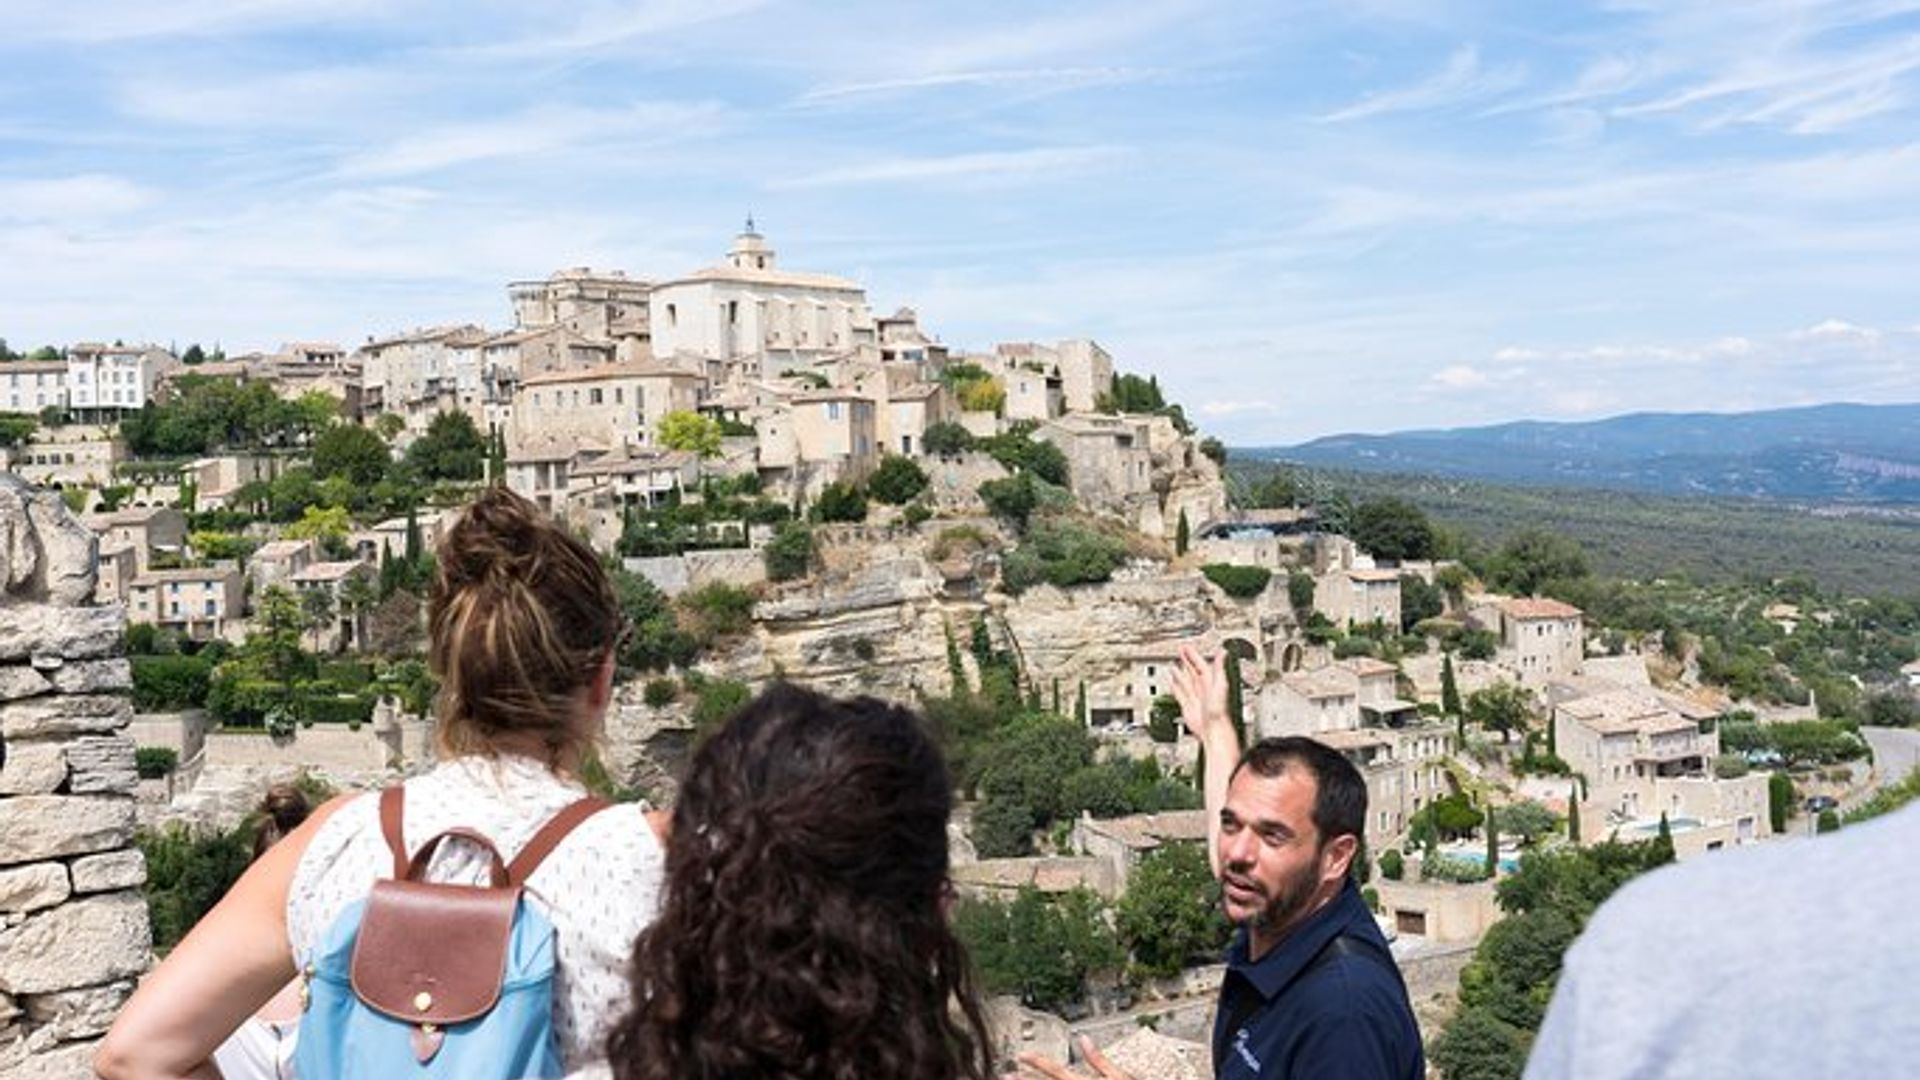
[1173,644,1231,744]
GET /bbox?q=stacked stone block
[0,473,152,1077]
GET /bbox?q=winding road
[1843,726,1920,813]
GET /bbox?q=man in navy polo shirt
[1018,648,1423,1080]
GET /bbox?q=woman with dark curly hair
[596,682,995,1080]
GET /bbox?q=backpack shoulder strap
[378,786,408,879]
[506,796,613,885]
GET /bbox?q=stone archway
[1222,636,1259,668]
[1280,641,1305,673]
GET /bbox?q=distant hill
[1245,402,1920,503]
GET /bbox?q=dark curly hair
[604,682,994,1080]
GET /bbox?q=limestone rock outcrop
[0,472,150,1078]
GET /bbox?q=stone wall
[0,473,151,1077]
[623,548,768,597]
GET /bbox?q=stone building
[0,472,153,1077]
[647,225,876,377]
[0,361,71,414]
[126,566,243,641]
[80,507,186,573]
[507,266,653,346]
[1491,596,1585,686]
[511,360,704,452]
[0,426,126,494]
[64,344,178,420]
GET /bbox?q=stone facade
[0,473,151,1077]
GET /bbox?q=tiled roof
[1079,810,1209,850]
[1501,597,1584,620]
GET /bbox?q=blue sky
[4,0,1919,443]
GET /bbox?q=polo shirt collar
[1226,879,1369,1001]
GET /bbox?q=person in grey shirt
[1525,801,1920,1079]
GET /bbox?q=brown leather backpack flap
[348,877,520,1025]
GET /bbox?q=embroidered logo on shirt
[1233,1028,1261,1073]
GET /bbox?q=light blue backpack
[293,787,608,1079]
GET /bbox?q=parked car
[1805,795,1839,814]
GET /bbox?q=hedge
[1201,563,1273,599]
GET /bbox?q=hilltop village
[0,226,1817,1071]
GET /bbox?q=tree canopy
[656,410,723,457]
[1350,496,1438,562]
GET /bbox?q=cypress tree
[1075,681,1087,724]
[1485,814,1500,877]
[1440,652,1461,717]
[1224,651,1248,746]
[404,506,421,564]
[1567,786,1582,844]
[377,539,401,598]
[1051,677,1061,715]
[1175,509,1190,556]
[944,624,968,696]
[1654,810,1676,864]
[1546,711,1558,756]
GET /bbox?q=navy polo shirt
[1211,880,1424,1079]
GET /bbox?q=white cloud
[0,175,154,221]
[334,102,728,179]
[1429,364,1490,389]
[7,0,388,43]
[768,147,1127,190]
[1317,45,1527,123]
[793,67,1161,106]
[1795,318,1882,341]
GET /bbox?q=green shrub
[1287,570,1316,616]
[763,522,814,582]
[1001,521,1128,593]
[812,481,868,523]
[125,622,178,656]
[138,821,255,953]
[132,654,214,711]
[1201,563,1272,599]
[868,456,930,505]
[903,501,934,528]
[301,691,373,726]
[930,525,992,561]
[1333,636,1380,659]
[970,795,1037,858]
[923,422,974,456]
[135,746,179,779]
[1713,753,1750,779]
[678,582,757,646]
[1148,695,1181,743]
[692,677,752,738]
[1379,848,1405,880]
[643,678,679,707]
[979,473,1039,532]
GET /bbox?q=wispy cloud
[768,146,1127,190]
[1317,45,1526,123]
[0,175,154,221]
[334,102,729,179]
[441,0,768,59]
[5,2,1920,443]
[794,67,1161,106]
[7,0,388,43]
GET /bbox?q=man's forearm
[1202,721,1239,878]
